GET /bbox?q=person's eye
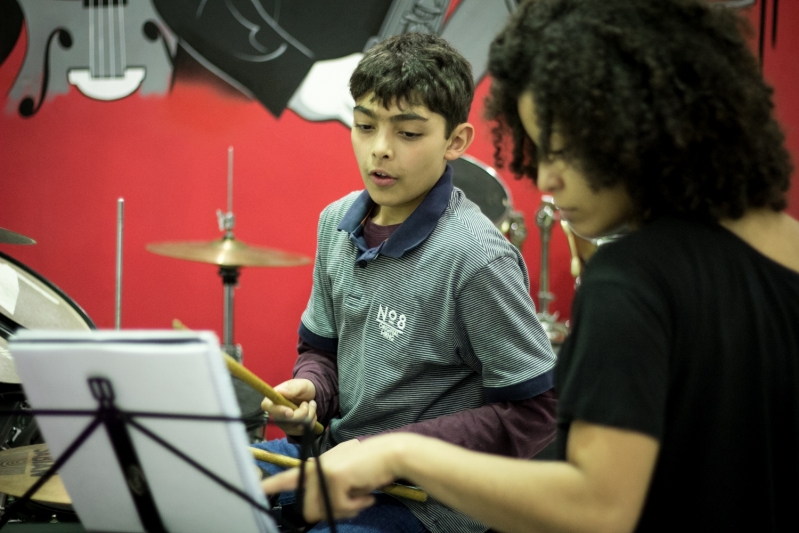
[354,123,374,132]
[399,131,422,139]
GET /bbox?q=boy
[254,32,557,533]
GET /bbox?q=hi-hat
[146,237,310,268]
[0,444,71,504]
[0,227,35,245]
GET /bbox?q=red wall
[1,2,796,436]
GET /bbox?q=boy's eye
[399,131,421,139]
[354,123,374,132]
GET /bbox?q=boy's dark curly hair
[486,0,792,222]
[350,32,474,138]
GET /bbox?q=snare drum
[0,251,96,449]
[450,155,528,249]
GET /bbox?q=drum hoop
[458,153,514,206]
[451,154,514,226]
[0,251,97,332]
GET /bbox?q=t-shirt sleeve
[458,255,557,402]
[298,207,339,353]
[556,265,671,440]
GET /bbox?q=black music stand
[8,330,279,533]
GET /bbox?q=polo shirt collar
[338,165,453,261]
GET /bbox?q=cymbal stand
[115,198,124,329]
[535,195,569,351]
[217,147,243,362]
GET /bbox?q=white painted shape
[68,67,146,100]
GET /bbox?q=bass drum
[0,251,96,449]
[450,155,528,249]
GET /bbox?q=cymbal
[0,444,71,504]
[0,227,35,245]
[146,237,311,268]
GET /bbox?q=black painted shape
[19,28,73,118]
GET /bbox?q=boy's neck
[370,195,428,226]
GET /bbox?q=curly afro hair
[486,0,792,223]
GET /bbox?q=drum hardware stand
[116,198,125,330]
[217,147,243,362]
[504,210,528,251]
[0,378,281,531]
[535,196,569,351]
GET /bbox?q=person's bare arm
[262,420,659,533]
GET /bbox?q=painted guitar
[6,0,177,117]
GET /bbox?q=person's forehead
[355,92,435,118]
[517,91,540,141]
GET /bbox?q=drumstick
[224,353,325,435]
[172,319,325,435]
[251,448,429,502]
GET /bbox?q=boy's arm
[360,389,556,458]
[292,337,340,428]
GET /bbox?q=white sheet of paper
[0,262,20,315]
[10,329,277,533]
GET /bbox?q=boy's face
[517,91,635,239]
[351,93,471,226]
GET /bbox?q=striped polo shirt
[299,166,555,533]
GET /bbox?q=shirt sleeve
[293,337,340,428]
[458,255,557,400]
[362,390,557,458]
[298,207,340,353]
[556,259,671,440]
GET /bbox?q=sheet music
[10,329,277,533]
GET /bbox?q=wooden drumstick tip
[172,318,324,434]
[251,448,428,502]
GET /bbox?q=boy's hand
[261,378,318,436]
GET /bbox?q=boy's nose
[372,133,393,159]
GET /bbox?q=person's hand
[261,435,407,522]
[261,378,317,436]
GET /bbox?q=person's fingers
[261,468,301,495]
[274,379,312,400]
[303,482,377,522]
[260,398,294,419]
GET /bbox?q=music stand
[8,329,278,533]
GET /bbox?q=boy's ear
[444,122,475,161]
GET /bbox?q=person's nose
[372,131,393,160]
[537,162,564,193]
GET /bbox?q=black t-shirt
[555,217,799,531]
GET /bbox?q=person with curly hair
[262,1,799,531]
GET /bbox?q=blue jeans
[253,438,428,533]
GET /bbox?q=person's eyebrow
[353,105,428,123]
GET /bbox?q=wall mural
[2,0,517,125]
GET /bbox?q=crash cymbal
[0,227,35,245]
[146,237,311,268]
[0,444,71,504]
